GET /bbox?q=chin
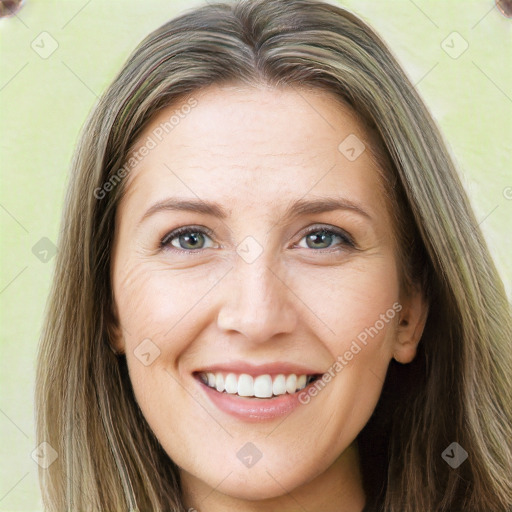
[204,472,298,501]
[187,455,323,502]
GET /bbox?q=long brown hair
[35,0,512,510]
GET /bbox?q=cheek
[292,255,400,430]
[293,253,401,358]
[112,260,228,424]
[114,259,223,352]
[333,271,399,363]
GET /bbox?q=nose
[216,257,298,344]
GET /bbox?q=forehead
[120,84,388,219]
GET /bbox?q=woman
[35,0,512,510]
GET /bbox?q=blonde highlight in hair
[35,1,512,510]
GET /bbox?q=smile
[197,371,321,398]
[193,364,324,421]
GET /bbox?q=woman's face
[111,84,425,504]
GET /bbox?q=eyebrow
[138,196,372,225]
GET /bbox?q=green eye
[298,227,355,250]
[160,225,355,254]
[161,227,215,251]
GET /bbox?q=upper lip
[193,360,322,377]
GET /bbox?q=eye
[296,226,355,251]
[160,226,216,252]
[159,225,355,254]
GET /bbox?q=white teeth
[224,373,238,394]
[199,371,315,397]
[253,375,273,398]
[285,374,297,394]
[237,374,254,397]
[272,374,287,396]
[215,372,225,392]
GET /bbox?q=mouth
[194,371,323,399]
[192,362,325,421]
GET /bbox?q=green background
[1,0,511,510]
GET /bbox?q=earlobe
[393,286,429,364]
[108,332,124,356]
[106,302,125,356]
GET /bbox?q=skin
[110,83,428,512]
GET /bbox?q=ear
[106,300,126,356]
[393,284,429,364]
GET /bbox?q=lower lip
[196,378,311,422]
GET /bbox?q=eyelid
[298,224,355,248]
[160,225,216,250]
[159,223,356,253]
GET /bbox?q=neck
[181,441,366,512]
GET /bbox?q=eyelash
[159,224,356,254]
